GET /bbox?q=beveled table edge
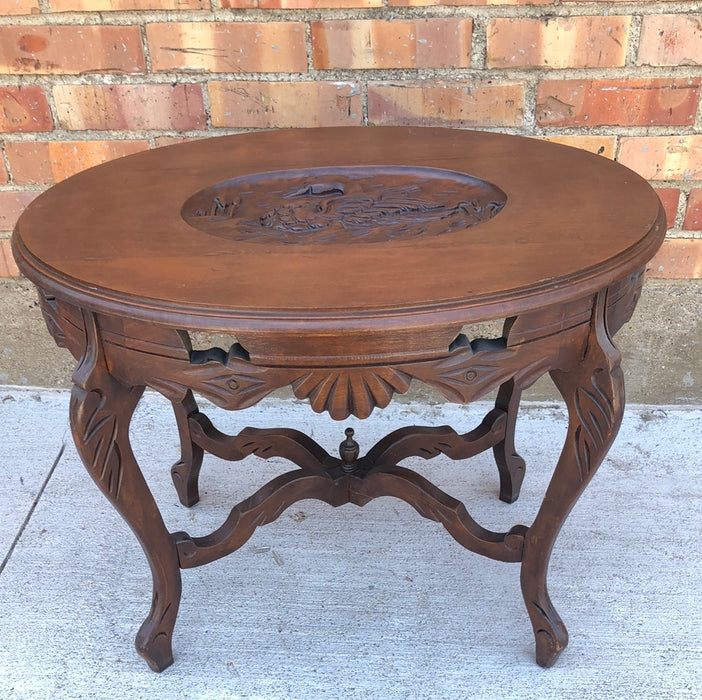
[12,205,666,336]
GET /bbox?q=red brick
[147,22,306,74]
[311,19,472,70]
[51,0,205,10]
[539,135,617,159]
[261,0,379,5]
[638,15,702,67]
[5,140,149,185]
[209,81,362,128]
[368,81,523,127]
[389,0,550,5]
[536,78,699,127]
[655,188,680,229]
[487,17,630,69]
[0,26,145,75]
[0,154,8,184]
[5,142,53,184]
[0,0,39,15]
[53,84,206,131]
[646,239,701,279]
[0,189,37,231]
[0,238,20,276]
[683,189,702,230]
[44,140,149,182]
[223,0,380,6]
[618,136,702,181]
[0,86,52,133]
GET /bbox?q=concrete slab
[0,390,700,699]
[0,390,68,563]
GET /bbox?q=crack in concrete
[0,440,65,577]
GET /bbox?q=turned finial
[339,428,360,473]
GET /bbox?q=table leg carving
[170,390,204,507]
[70,310,182,672]
[493,378,526,504]
[520,291,624,667]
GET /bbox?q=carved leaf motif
[573,368,616,481]
[292,367,412,420]
[71,388,122,499]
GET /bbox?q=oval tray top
[13,127,665,336]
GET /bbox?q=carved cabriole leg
[170,390,204,507]
[70,310,181,672]
[493,378,526,504]
[520,290,625,667]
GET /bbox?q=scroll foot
[536,630,567,669]
[526,596,569,668]
[136,617,175,672]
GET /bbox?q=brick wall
[0,2,700,280]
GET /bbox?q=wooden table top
[13,127,665,337]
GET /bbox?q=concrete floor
[0,388,700,699]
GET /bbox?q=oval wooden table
[12,127,666,672]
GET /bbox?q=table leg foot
[521,290,624,666]
[70,310,182,672]
[171,390,204,507]
[535,624,568,668]
[522,568,569,668]
[136,613,175,672]
[493,378,526,504]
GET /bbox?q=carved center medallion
[181,166,507,244]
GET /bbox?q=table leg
[520,292,624,667]
[170,390,204,507]
[70,310,181,672]
[493,378,526,503]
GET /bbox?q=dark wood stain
[13,127,665,673]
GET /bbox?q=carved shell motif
[292,367,412,420]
